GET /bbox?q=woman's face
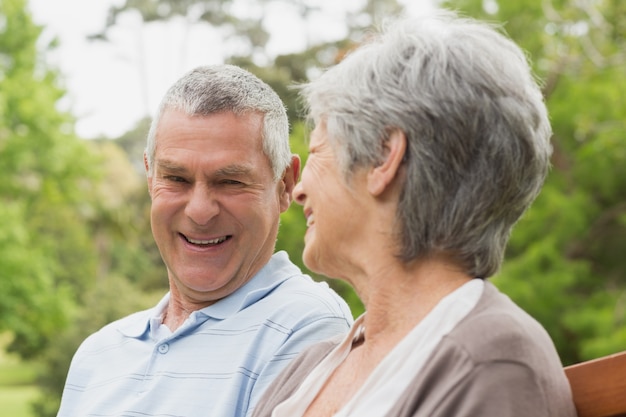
[292,122,368,279]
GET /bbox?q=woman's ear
[367,129,407,196]
[279,154,301,212]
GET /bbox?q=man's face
[146,109,290,307]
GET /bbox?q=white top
[272,279,485,417]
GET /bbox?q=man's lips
[180,233,231,246]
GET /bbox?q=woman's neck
[359,258,472,348]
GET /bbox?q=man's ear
[279,154,301,212]
[367,129,407,197]
[144,152,153,198]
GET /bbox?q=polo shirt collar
[196,251,301,319]
[116,251,301,337]
[116,291,169,338]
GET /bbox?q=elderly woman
[252,10,576,417]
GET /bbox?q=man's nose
[185,185,220,225]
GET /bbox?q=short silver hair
[300,10,552,278]
[146,64,290,181]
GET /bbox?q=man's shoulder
[262,273,351,319]
[246,252,353,324]
[78,307,154,349]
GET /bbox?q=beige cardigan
[252,282,577,417]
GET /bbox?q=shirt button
[158,343,169,354]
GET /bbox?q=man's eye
[164,176,187,183]
[222,179,244,185]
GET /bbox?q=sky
[27,0,435,139]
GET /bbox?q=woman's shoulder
[394,283,575,417]
[252,336,341,417]
[442,281,564,375]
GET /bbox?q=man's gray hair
[299,10,552,278]
[146,64,290,181]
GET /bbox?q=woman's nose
[292,180,305,206]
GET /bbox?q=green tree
[32,127,166,417]
[93,0,271,53]
[0,0,101,358]
[0,2,167,413]
[443,0,626,364]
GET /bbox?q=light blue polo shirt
[57,251,353,417]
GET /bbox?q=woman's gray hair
[145,64,291,181]
[299,10,552,278]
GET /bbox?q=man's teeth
[187,236,227,245]
[306,215,314,227]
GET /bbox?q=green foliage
[0,334,37,386]
[445,0,626,364]
[0,1,170,413]
[87,139,167,292]
[0,0,102,358]
[93,0,271,58]
[25,126,167,416]
[1,333,38,417]
[0,386,38,417]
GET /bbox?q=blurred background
[1,0,625,415]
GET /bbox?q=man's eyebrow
[156,161,254,177]
[214,165,253,177]
[156,160,187,174]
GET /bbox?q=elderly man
[57,65,352,417]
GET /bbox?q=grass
[0,333,38,417]
[0,359,37,386]
[0,385,38,416]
